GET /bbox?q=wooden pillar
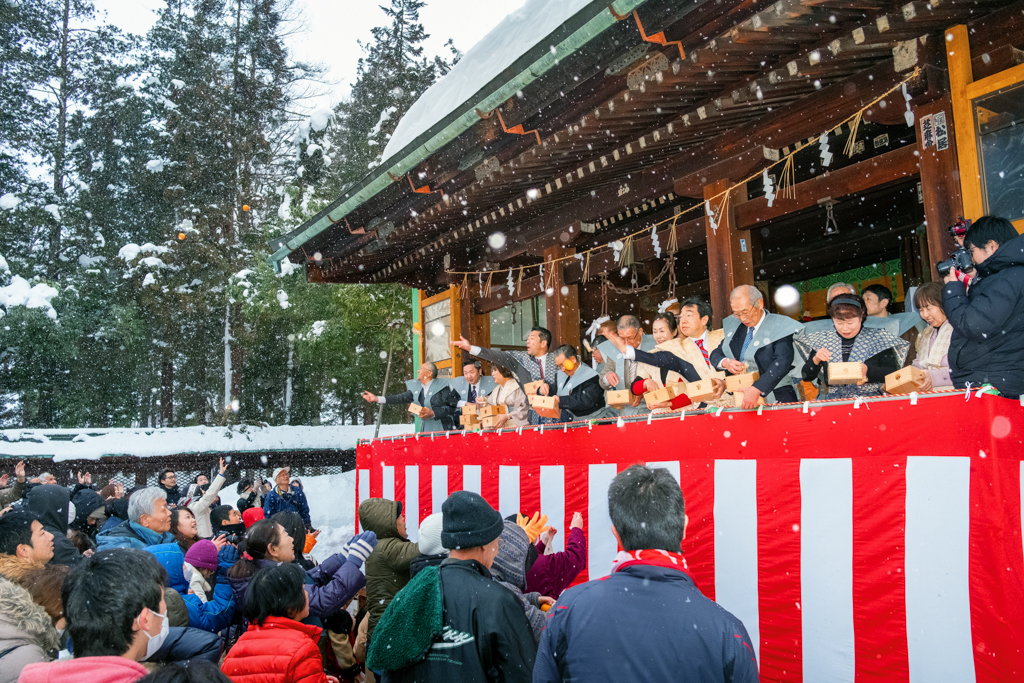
[543,245,581,348]
[914,94,964,281]
[703,180,753,327]
[946,24,984,220]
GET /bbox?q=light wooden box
[885,366,928,394]
[462,403,479,416]
[529,394,561,419]
[408,403,429,417]
[481,415,505,429]
[732,393,765,408]
[524,380,545,395]
[828,362,863,385]
[459,414,480,426]
[725,371,759,393]
[479,404,507,417]
[643,383,686,409]
[606,389,631,409]
[684,379,717,403]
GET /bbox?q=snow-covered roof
[0,424,413,462]
[381,0,593,160]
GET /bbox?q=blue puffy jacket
[96,520,176,550]
[146,542,236,633]
[262,485,311,527]
[534,563,759,683]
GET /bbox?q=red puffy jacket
[221,616,328,683]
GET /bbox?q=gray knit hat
[441,491,504,550]
[417,512,446,556]
[490,520,530,589]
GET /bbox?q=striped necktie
[695,338,710,366]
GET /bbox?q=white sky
[91,0,526,112]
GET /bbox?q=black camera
[937,217,975,277]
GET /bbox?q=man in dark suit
[361,361,460,431]
[538,344,607,422]
[709,285,804,407]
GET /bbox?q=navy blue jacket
[943,232,1024,398]
[534,564,759,683]
[709,329,798,402]
[262,484,311,528]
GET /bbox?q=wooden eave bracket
[632,10,685,61]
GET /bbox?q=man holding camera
[942,215,1024,398]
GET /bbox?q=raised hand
[219,457,228,476]
[360,391,378,403]
[451,335,472,352]
[14,461,25,483]
[570,512,584,530]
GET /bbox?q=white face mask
[139,609,169,661]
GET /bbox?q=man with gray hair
[709,284,804,407]
[598,315,656,416]
[826,282,856,302]
[96,487,175,550]
[361,361,459,432]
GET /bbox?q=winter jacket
[263,484,312,528]
[187,473,226,538]
[96,519,176,551]
[18,657,149,683]
[221,616,330,683]
[0,479,25,508]
[943,232,1024,398]
[69,488,105,534]
[358,498,419,640]
[408,553,446,579]
[228,555,365,623]
[533,563,758,683]
[490,522,546,644]
[145,543,236,633]
[0,555,44,586]
[158,483,182,506]
[526,527,587,599]
[0,577,58,683]
[24,485,81,566]
[381,559,536,683]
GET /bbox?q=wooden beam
[735,144,920,229]
[472,273,544,315]
[946,24,984,220]
[703,180,750,327]
[543,246,580,347]
[913,95,963,281]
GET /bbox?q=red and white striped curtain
[357,394,1024,683]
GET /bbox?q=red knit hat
[242,507,265,529]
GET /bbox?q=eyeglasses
[732,304,760,318]
[620,329,641,343]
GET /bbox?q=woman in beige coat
[481,365,530,427]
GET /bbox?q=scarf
[610,548,689,575]
[919,321,953,370]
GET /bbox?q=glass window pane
[974,82,1024,222]
[488,296,545,349]
[423,299,452,364]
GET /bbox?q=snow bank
[0,424,413,461]
[303,470,357,563]
[381,0,592,160]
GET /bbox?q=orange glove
[516,512,550,543]
[304,533,318,554]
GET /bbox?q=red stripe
[368,467,381,499]
[969,454,1024,682]
[757,459,802,683]
[565,463,590,583]
[480,464,500,513]
[679,459,715,601]
[447,465,463,501]
[852,456,909,682]
[394,467,406,519]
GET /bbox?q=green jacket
[359,498,419,640]
[0,479,25,508]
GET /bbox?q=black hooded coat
[25,485,81,566]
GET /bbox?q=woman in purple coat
[526,512,588,599]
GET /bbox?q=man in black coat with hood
[25,484,82,565]
[942,215,1024,398]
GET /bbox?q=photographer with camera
[937,217,976,287]
[942,215,1024,398]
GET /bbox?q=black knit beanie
[441,491,504,550]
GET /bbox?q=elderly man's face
[143,498,172,534]
[618,327,642,349]
[555,352,577,376]
[463,363,480,384]
[417,364,434,384]
[731,294,764,328]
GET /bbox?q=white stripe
[801,459,855,683]
[588,463,618,579]
[463,465,482,495]
[358,469,370,533]
[382,465,395,502]
[499,466,520,518]
[714,459,760,663]
[540,466,565,553]
[432,465,448,514]
[647,460,681,485]
[905,456,975,683]
[405,466,419,543]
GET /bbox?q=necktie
[695,339,710,366]
[468,384,476,403]
[537,357,545,380]
[740,326,754,361]
[625,359,636,386]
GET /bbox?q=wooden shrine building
[270,0,1024,384]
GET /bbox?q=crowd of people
[361,215,1024,427]
[0,460,375,682]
